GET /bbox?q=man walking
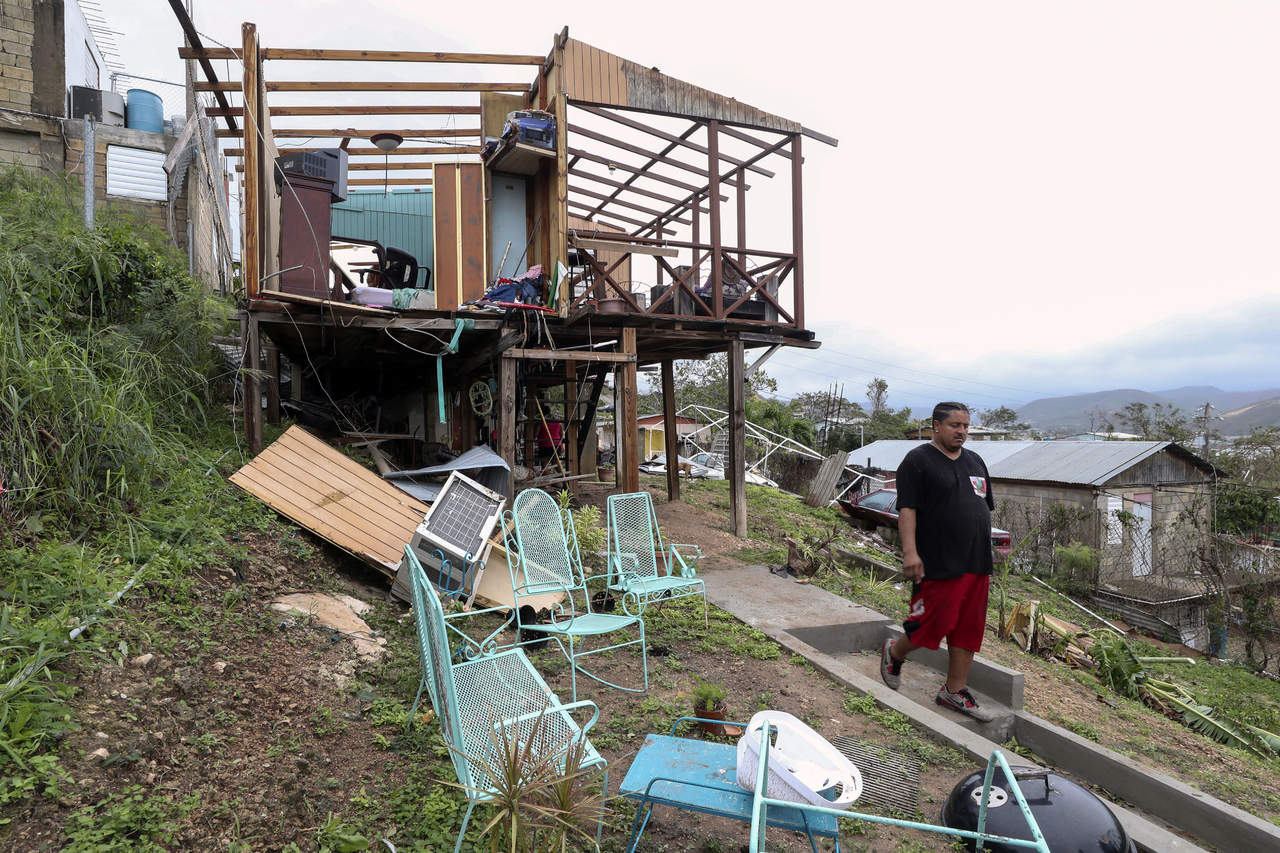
[879,402,996,722]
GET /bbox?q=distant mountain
[1153,386,1280,413]
[1220,397,1280,435]
[1017,387,1280,435]
[1017,389,1166,434]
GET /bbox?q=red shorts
[903,573,989,652]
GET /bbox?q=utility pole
[1201,402,1214,461]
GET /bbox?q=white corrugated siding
[106,146,166,201]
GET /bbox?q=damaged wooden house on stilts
[192,23,835,590]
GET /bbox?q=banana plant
[1088,629,1280,760]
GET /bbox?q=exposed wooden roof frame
[573,104,774,178]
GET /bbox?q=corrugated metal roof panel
[332,189,434,280]
[106,145,166,201]
[848,439,1186,486]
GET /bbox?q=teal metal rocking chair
[504,488,649,702]
[606,490,708,625]
[404,546,608,853]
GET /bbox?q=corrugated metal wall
[332,190,434,282]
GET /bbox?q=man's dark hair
[931,401,969,425]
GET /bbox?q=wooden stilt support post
[728,338,747,536]
[565,362,580,476]
[791,133,804,331]
[265,344,281,426]
[708,121,723,317]
[661,359,680,502]
[499,356,517,499]
[619,327,640,494]
[244,313,263,454]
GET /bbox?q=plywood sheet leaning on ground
[229,426,428,576]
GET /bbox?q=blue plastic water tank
[125,89,164,133]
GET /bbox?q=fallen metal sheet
[828,734,922,814]
[382,444,510,502]
[229,426,429,577]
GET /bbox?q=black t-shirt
[895,444,995,580]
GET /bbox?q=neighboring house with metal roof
[847,439,1219,648]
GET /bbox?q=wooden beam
[728,338,746,536]
[217,127,480,138]
[244,312,263,454]
[568,201,675,235]
[565,362,580,477]
[569,167,708,212]
[567,147,729,202]
[791,134,805,331]
[503,348,636,363]
[226,146,480,157]
[347,178,434,186]
[196,81,529,93]
[165,0,237,131]
[569,124,747,187]
[575,104,775,178]
[571,237,678,258]
[619,327,640,494]
[718,124,793,160]
[265,344,281,425]
[661,360,680,502]
[569,184,692,225]
[242,22,261,300]
[180,47,546,64]
[709,121,723,315]
[499,357,517,500]
[206,105,481,117]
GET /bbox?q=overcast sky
[100,1,1280,414]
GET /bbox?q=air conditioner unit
[275,148,348,202]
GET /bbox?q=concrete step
[843,647,1016,741]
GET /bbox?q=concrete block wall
[0,1,36,112]
[60,119,190,242]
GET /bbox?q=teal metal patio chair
[606,490,707,626]
[404,546,608,853]
[504,487,648,702]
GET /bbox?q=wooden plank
[242,23,260,300]
[432,163,459,308]
[499,358,517,499]
[565,362,580,477]
[218,127,480,138]
[348,178,434,187]
[180,47,545,64]
[257,289,395,315]
[567,201,674,235]
[265,345,280,425]
[228,427,429,573]
[207,105,480,117]
[570,185,692,225]
[503,348,635,363]
[233,463,409,559]
[228,147,477,157]
[568,168,708,212]
[196,81,530,92]
[728,338,746,535]
[791,134,805,331]
[268,435,426,526]
[459,162,488,299]
[661,360,680,502]
[619,328,640,494]
[480,92,527,139]
[566,147,728,201]
[244,312,262,453]
[806,453,847,508]
[572,237,677,258]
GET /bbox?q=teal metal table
[618,727,840,852]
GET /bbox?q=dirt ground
[2,500,979,852]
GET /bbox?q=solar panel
[417,471,505,564]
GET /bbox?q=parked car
[639,453,714,479]
[838,488,1012,561]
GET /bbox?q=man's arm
[900,507,924,582]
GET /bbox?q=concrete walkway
[702,563,1216,853]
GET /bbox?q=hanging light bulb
[370,133,403,193]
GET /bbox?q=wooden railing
[565,232,801,329]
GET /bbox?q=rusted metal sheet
[228,426,428,575]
